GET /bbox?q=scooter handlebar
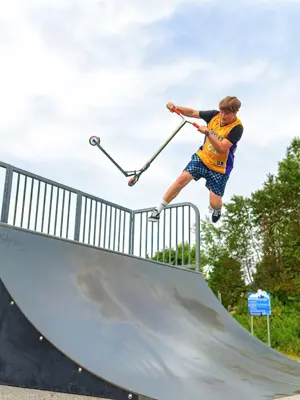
[171,107,181,116]
[168,106,200,129]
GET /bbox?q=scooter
[89,106,201,187]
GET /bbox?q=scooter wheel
[89,136,100,146]
[128,177,138,187]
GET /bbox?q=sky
[1,0,300,222]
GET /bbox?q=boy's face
[220,109,236,125]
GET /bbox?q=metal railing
[76,193,132,254]
[0,161,201,271]
[132,204,200,270]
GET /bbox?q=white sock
[156,199,168,213]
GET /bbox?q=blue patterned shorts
[184,153,230,197]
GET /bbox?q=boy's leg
[148,171,193,221]
[210,190,223,208]
[209,190,223,223]
[206,170,230,223]
[163,170,194,203]
[148,153,203,222]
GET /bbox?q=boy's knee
[176,172,192,187]
[210,192,222,209]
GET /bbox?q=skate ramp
[0,223,299,400]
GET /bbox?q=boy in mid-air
[148,96,243,223]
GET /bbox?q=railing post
[128,210,135,255]
[74,192,83,241]
[194,209,201,272]
[1,165,13,223]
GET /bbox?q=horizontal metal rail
[0,161,201,268]
[132,202,201,271]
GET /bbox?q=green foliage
[151,137,299,356]
[151,242,203,272]
[222,196,261,283]
[233,296,300,356]
[199,136,300,356]
[251,137,300,302]
[207,252,246,310]
[199,216,246,309]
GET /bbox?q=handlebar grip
[171,107,181,115]
[192,123,200,129]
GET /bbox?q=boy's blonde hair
[219,96,241,113]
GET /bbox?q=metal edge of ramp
[0,276,139,400]
[0,223,300,400]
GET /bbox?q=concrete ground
[0,386,109,400]
[274,397,300,400]
[1,385,300,400]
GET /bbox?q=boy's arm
[166,102,200,118]
[198,125,243,154]
[166,102,220,123]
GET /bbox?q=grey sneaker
[212,208,221,223]
[148,208,160,222]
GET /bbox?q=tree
[200,215,246,308]
[222,195,261,284]
[251,137,300,303]
[151,242,205,273]
[198,137,299,309]
[207,251,246,310]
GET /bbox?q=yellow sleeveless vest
[196,113,243,174]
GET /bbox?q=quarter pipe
[0,223,299,400]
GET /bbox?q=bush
[232,296,300,357]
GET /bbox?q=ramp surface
[0,277,134,400]
[0,224,300,400]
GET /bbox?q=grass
[284,354,300,362]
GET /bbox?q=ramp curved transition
[0,224,299,400]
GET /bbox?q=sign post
[248,289,271,347]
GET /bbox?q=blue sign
[248,290,271,316]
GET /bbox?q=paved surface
[0,224,300,400]
[0,385,108,399]
[1,386,300,400]
[277,397,300,400]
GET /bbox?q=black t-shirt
[199,110,243,145]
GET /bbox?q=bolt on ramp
[0,223,299,400]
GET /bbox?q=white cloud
[251,0,300,3]
[0,0,298,221]
[19,0,213,34]
[94,0,212,34]
[0,0,214,164]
